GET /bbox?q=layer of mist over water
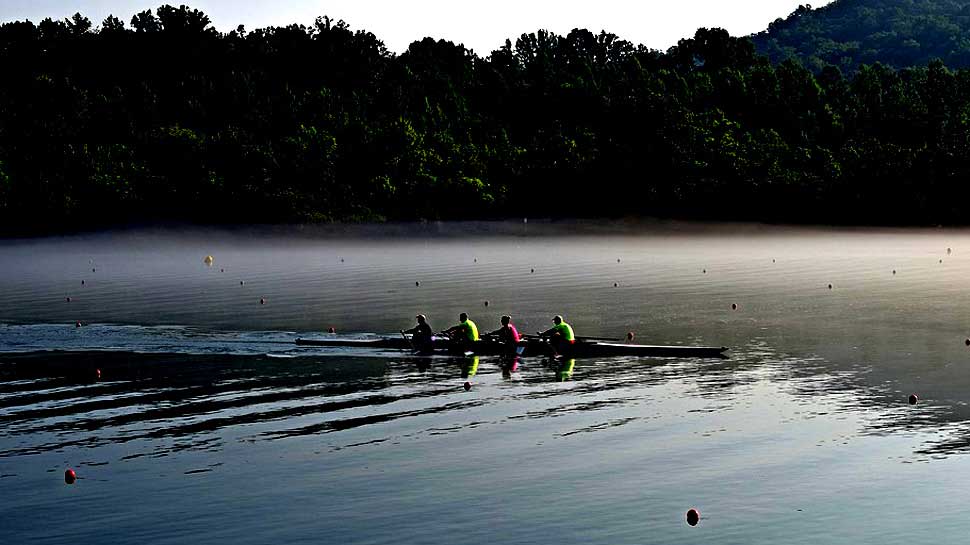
[2,221,970,544]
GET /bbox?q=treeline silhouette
[2,5,970,233]
[754,1,970,73]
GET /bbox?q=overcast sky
[0,1,834,54]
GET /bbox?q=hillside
[752,0,970,72]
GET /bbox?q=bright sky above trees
[0,0,834,53]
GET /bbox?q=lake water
[2,221,970,544]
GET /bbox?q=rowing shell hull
[294,337,728,358]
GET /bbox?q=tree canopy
[3,5,970,234]
[753,0,970,72]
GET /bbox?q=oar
[400,330,416,351]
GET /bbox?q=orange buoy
[65,469,76,484]
[328,327,336,334]
[686,508,700,526]
[909,394,918,405]
[463,382,471,391]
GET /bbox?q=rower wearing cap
[539,315,575,355]
[444,312,479,351]
[486,315,521,354]
[404,314,434,353]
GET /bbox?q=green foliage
[4,4,970,233]
[753,1,970,72]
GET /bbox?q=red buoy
[463,382,471,391]
[95,369,101,379]
[65,469,76,485]
[75,321,82,328]
[909,394,918,405]
[686,508,700,526]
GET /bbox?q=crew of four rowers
[404,313,575,353]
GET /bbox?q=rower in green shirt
[445,312,479,351]
[539,315,575,355]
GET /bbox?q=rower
[403,314,434,353]
[485,315,521,354]
[444,312,479,350]
[539,315,575,355]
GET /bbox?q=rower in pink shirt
[486,315,521,352]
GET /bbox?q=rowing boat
[294,336,728,358]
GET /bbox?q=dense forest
[754,0,970,72]
[4,4,970,233]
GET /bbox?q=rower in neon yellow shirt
[540,315,575,355]
[445,312,479,350]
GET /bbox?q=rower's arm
[539,327,555,337]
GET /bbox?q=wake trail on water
[0,322,391,358]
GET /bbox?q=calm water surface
[2,222,970,544]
